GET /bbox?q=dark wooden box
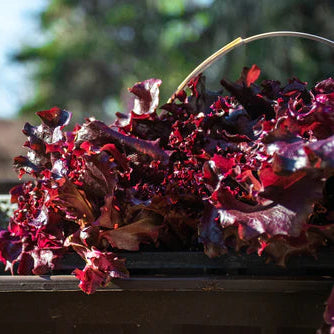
[0,251,333,334]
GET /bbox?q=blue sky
[0,0,47,119]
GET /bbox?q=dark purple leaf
[76,120,171,163]
[129,78,162,115]
[101,217,162,251]
[36,107,71,129]
[73,249,129,294]
[238,64,261,87]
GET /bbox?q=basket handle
[168,31,334,103]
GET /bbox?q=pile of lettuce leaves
[1,65,334,297]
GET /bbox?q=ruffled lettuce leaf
[1,70,334,294]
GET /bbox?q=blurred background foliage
[15,0,334,123]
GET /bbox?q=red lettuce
[1,70,334,294]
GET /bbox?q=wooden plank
[0,289,327,332]
[123,250,334,271]
[47,249,334,277]
[0,275,332,293]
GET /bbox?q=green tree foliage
[16,0,334,122]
